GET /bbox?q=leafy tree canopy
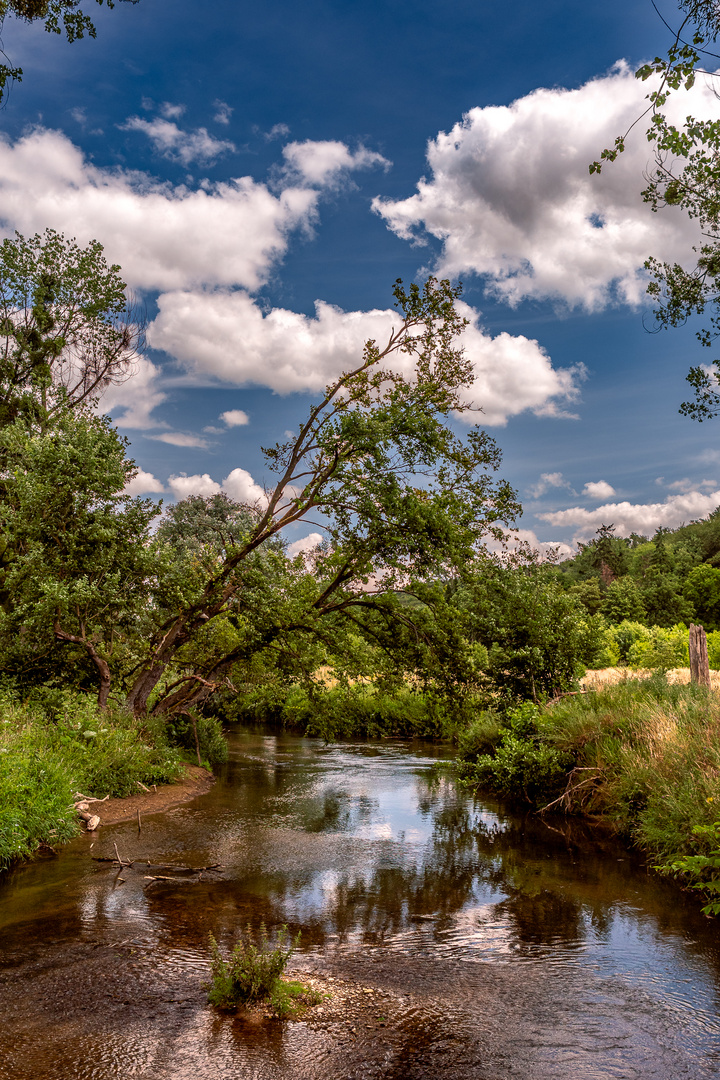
[591,1,720,420]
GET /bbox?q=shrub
[657,820,720,915]
[206,924,300,1012]
[457,702,572,807]
[457,711,502,760]
[165,712,228,767]
[227,681,471,742]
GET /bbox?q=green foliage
[602,577,647,623]
[683,564,720,629]
[126,276,521,719]
[456,711,502,759]
[590,2,720,420]
[206,924,300,1012]
[541,677,720,868]
[0,229,138,427]
[0,406,159,704]
[569,578,604,615]
[456,554,603,701]
[0,688,182,868]
[457,703,573,807]
[626,623,690,669]
[657,819,720,915]
[165,712,228,767]
[228,681,469,742]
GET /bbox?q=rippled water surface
[2,728,720,1078]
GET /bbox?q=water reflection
[3,728,720,1060]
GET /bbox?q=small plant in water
[207,923,315,1015]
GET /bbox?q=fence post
[689,623,711,689]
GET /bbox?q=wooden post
[689,624,711,689]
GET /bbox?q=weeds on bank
[206,924,323,1018]
[226,681,474,742]
[656,819,720,916]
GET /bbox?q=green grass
[206,923,322,1017]
[0,688,183,869]
[456,676,720,906]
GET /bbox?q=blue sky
[1,0,718,553]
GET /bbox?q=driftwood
[86,815,100,831]
[135,780,151,793]
[91,855,222,873]
[113,842,132,867]
[73,792,109,804]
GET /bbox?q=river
[1,726,720,1078]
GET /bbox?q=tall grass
[0,689,183,869]
[542,675,720,862]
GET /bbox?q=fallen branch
[113,842,132,867]
[537,767,605,814]
[136,780,151,793]
[73,793,110,804]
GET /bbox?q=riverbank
[82,764,215,827]
[458,674,720,905]
[0,690,191,869]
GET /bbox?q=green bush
[228,681,471,742]
[165,712,228,767]
[657,819,720,915]
[206,924,300,1012]
[626,623,689,669]
[457,711,502,759]
[457,702,572,807]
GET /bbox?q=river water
[1,727,720,1079]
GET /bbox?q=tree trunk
[689,623,711,689]
[54,621,112,708]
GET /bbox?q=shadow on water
[3,726,720,1078]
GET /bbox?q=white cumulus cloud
[528,471,572,498]
[539,489,720,544]
[281,140,390,187]
[121,115,236,166]
[150,432,209,448]
[148,291,582,423]
[287,532,324,558]
[373,63,717,310]
[0,128,322,293]
[124,469,166,495]
[583,480,616,500]
[220,409,250,427]
[167,468,267,505]
[100,357,168,430]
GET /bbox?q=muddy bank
[82,763,214,829]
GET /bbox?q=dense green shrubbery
[457,702,572,806]
[165,712,228,767]
[588,620,691,670]
[226,682,473,742]
[0,689,183,868]
[457,678,720,908]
